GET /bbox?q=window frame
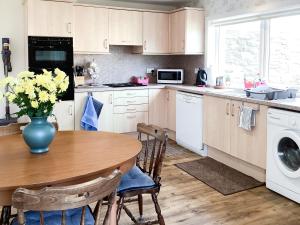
[206,7,300,88]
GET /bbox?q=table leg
[0,206,11,225]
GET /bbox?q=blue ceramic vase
[23,117,56,154]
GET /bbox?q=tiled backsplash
[74,46,204,85]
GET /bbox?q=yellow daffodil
[49,94,56,104]
[0,76,15,87]
[7,93,16,103]
[31,100,39,108]
[17,71,34,79]
[39,91,49,102]
[14,85,24,94]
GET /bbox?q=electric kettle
[196,69,208,86]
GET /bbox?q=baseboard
[165,129,176,141]
[207,146,266,182]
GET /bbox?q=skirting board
[207,146,266,182]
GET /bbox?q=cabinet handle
[126,108,137,112]
[226,103,230,115]
[167,91,170,101]
[109,94,112,104]
[126,92,135,96]
[68,105,73,116]
[127,100,136,104]
[127,115,136,119]
[67,22,72,34]
[144,40,147,51]
[231,103,235,117]
[182,40,185,51]
[103,39,108,49]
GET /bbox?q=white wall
[0,0,26,118]
[195,0,300,18]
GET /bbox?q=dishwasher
[176,91,207,156]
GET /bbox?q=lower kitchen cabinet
[203,96,231,154]
[74,92,114,132]
[230,100,267,169]
[52,101,74,131]
[113,112,148,133]
[203,95,268,169]
[149,89,167,128]
[167,89,176,131]
[93,92,114,132]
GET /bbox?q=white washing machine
[267,108,300,203]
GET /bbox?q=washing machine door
[273,130,300,178]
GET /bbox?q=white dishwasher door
[176,91,206,156]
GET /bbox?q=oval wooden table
[0,131,142,206]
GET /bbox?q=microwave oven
[157,69,184,84]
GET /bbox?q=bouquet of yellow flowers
[0,68,69,118]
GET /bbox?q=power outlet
[194,68,199,74]
[146,68,155,74]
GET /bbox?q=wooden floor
[119,141,300,225]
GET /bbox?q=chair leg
[116,196,124,223]
[0,206,11,225]
[123,205,138,224]
[138,194,143,221]
[151,193,165,225]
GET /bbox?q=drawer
[113,112,148,133]
[114,96,148,106]
[114,104,148,114]
[114,90,149,99]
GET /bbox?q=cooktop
[104,83,145,88]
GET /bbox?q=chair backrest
[12,170,122,225]
[0,122,59,137]
[0,123,26,136]
[136,123,168,184]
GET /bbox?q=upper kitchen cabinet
[134,12,169,54]
[74,6,109,53]
[170,8,205,55]
[109,9,143,46]
[26,0,73,37]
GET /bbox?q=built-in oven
[28,36,74,100]
[157,69,184,84]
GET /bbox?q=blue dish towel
[80,96,103,131]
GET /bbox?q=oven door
[157,70,183,84]
[28,46,73,69]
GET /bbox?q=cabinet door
[167,89,176,131]
[143,12,169,54]
[109,9,142,46]
[149,89,167,128]
[93,92,114,132]
[184,9,205,54]
[113,112,148,133]
[230,101,267,169]
[27,0,73,37]
[170,10,185,54]
[203,96,231,154]
[74,92,87,130]
[74,6,109,53]
[52,101,74,131]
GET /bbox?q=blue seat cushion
[118,166,156,194]
[11,207,94,225]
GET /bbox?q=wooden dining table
[0,131,142,224]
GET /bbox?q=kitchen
[0,0,300,225]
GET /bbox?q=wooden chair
[117,123,168,225]
[0,122,58,225]
[12,170,122,225]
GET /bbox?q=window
[209,11,300,88]
[218,21,261,87]
[268,15,300,86]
